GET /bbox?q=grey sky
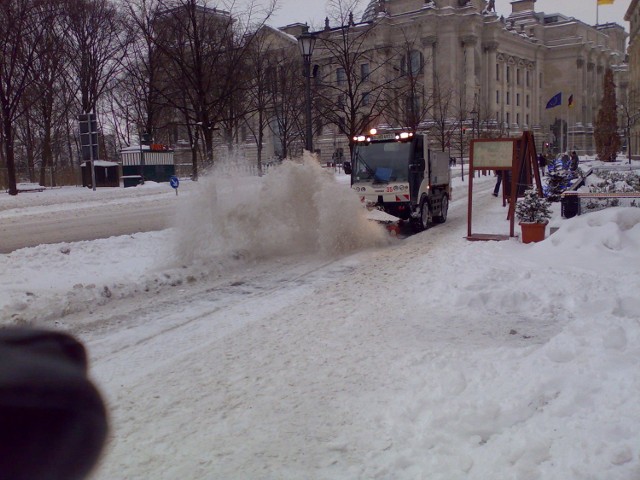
[265,0,629,31]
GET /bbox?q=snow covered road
[2,160,639,479]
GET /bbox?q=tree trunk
[40,107,54,186]
[203,128,214,168]
[24,118,35,183]
[4,117,18,196]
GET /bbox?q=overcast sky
[265,0,629,31]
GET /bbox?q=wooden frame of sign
[466,131,542,241]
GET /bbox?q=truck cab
[347,129,450,232]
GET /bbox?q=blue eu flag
[546,92,562,109]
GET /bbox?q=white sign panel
[472,140,514,169]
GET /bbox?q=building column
[587,61,595,126]
[576,57,585,125]
[483,41,499,122]
[421,35,437,95]
[499,55,507,127]
[461,35,478,113]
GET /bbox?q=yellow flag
[597,0,614,5]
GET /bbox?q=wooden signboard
[467,132,542,241]
[471,139,515,169]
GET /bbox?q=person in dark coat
[570,151,579,171]
[537,153,547,176]
[493,170,502,197]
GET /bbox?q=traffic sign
[169,176,179,195]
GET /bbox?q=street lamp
[469,108,477,142]
[297,25,316,153]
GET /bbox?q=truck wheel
[412,198,431,232]
[434,195,448,223]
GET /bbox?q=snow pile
[0,232,176,326]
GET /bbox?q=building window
[496,63,500,81]
[506,66,510,83]
[360,63,370,81]
[526,94,530,108]
[496,90,500,104]
[362,92,370,106]
[506,91,510,105]
[516,93,520,106]
[506,112,510,124]
[241,125,248,141]
[314,65,322,85]
[336,68,346,85]
[526,70,530,87]
[516,113,520,125]
[402,50,423,75]
[405,94,420,116]
[526,114,530,125]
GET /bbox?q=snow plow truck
[344,128,451,232]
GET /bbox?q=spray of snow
[172,153,390,265]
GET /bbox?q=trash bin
[561,193,580,218]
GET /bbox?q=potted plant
[515,188,552,243]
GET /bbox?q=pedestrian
[570,150,579,171]
[493,170,502,197]
[537,153,547,176]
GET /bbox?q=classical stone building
[625,0,640,159]
[268,0,627,162]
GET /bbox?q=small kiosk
[120,144,175,186]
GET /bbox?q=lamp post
[470,108,477,139]
[297,25,316,153]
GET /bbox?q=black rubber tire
[434,195,449,224]
[412,198,431,232]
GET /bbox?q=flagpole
[596,1,599,25]
[560,109,563,154]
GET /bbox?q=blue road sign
[169,176,179,189]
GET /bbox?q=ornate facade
[274,0,627,162]
[625,0,640,159]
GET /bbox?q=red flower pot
[519,222,548,244]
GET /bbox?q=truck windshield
[353,141,411,183]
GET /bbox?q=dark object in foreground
[0,328,108,480]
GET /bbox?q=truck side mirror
[343,161,352,174]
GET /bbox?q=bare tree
[268,53,305,160]
[243,30,274,175]
[27,0,71,186]
[64,0,131,118]
[618,86,640,163]
[387,31,434,131]
[428,75,457,153]
[120,0,167,142]
[153,0,275,178]
[315,1,401,157]
[0,0,55,195]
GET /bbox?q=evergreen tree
[594,68,620,162]
[515,188,552,223]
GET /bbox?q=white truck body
[347,132,451,231]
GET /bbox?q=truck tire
[412,198,432,233]
[434,194,449,223]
